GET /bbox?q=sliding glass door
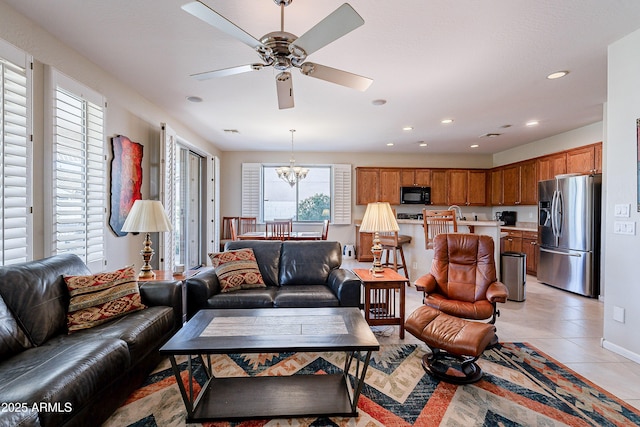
[176,147,205,269]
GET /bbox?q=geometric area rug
[103,343,640,427]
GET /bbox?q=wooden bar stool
[379,231,412,280]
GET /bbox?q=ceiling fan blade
[276,72,294,110]
[291,3,364,56]
[191,64,262,81]
[300,62,372,91]
[181,1,264,50]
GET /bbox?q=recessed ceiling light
[470,144,479,148]
[372,99,387,106]
[386,142,394,146]
[186,96,203,103]
[418,142,427,147]
[402,126,414,131]
[441,118,454,124]
[547,70,569,80]
[526,120,539,127]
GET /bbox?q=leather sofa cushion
[0,294,32,361]
[206,287,277,309]
[0,335,130,427]
[274,285,339,307]
[0,253,90,346]
[71,306,174,364]
[0,409,41,427]
[279,241,341,286]
[225,241,282,286]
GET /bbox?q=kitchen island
[394,219,504,281]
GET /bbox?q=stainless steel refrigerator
[537,174,601,297]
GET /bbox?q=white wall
[602,28,640,362]
[0,1,221,270]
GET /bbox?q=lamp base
[370,237,384,274]
[138,232,156,280]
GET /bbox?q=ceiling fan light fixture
[276,129,308,187]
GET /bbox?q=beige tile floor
[343,260,640,411]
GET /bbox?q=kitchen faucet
[447,205,465,220]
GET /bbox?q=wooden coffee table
[160,307,379,422]
[353,268,409,339]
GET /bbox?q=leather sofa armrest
[486,281,509,303]
[414,274,437,293]
[185,268,220,319]
[327,269,361,307]
[139,280,183,328]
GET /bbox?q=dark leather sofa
[0,254,183,427]
[186,240,361,318]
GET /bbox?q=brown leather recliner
[414,233,508,324]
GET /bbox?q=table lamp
[121,200,173,279]
[359,202,399,274]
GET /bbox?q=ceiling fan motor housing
[259,31,305,70]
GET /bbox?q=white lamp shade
[121,200,173,233]
[359,202,399,233]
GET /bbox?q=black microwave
[400,186,431,204]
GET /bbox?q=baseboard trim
[601,338,640,364]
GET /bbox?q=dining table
[237,231,323,241]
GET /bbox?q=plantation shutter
[47,68,106,272]
[0,40,32,265]
[241,163,261,219]
[331,164,352,224]
[160,123,177,270]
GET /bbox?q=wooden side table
[353,268,408,339]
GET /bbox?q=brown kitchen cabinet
[430,169,448,205]
[537,152,567,181]
[502,165,520,205]
[502,230,523,252]
[356,167,401,205]
[490,169,504,205]
[446,169,487,206]
[521,231,538,275]
[566,143,602,175]
[491,161,536,206]
[355,225,373,261]
[519,160,538,205]
[400,169,431,186]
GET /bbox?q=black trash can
[501,252,526,302]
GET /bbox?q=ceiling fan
[181,0,373,109]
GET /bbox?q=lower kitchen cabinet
[522,231,538,275]
[355,225,374,262]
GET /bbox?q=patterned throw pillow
[64,265,146,332]
[209,248,265,293]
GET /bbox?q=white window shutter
[241,163,261,219]
[331,164,352,225]
[160,123,177,271]
[0,41,32,265]
[46,67,106,272]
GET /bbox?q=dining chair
[321,219,330,240]
[266,220,291,240]
[422,209,457,250]
[220,216,239,251]
[238,217,257,235]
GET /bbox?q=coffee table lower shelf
[189,374,355,422]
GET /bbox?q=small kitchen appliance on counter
[497,211,517,226]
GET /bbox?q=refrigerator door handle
[556,190,563,237]
[540,247,582,257]
[550,190,559,240]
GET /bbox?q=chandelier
[276,129,308,187]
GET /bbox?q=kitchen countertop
[500,224,537,232]
[396,219,504,227]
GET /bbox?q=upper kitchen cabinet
[566,143,602,175]
[379,169,401,204]
[430,169,448,205]
[490,160,537,206]
[446,169,487,206]
[355,168,401,205]
[400,169,431,187]
[537,152,567,181]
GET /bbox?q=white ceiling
[7,0,640,154]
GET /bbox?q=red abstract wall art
[109,135,143,236]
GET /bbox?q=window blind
[331,164,352,225]
[160,123,177,270]
[48,68,105,272]
[0,40,32,265]
[241,163,261,218]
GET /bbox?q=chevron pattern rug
[104,343,640,426]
